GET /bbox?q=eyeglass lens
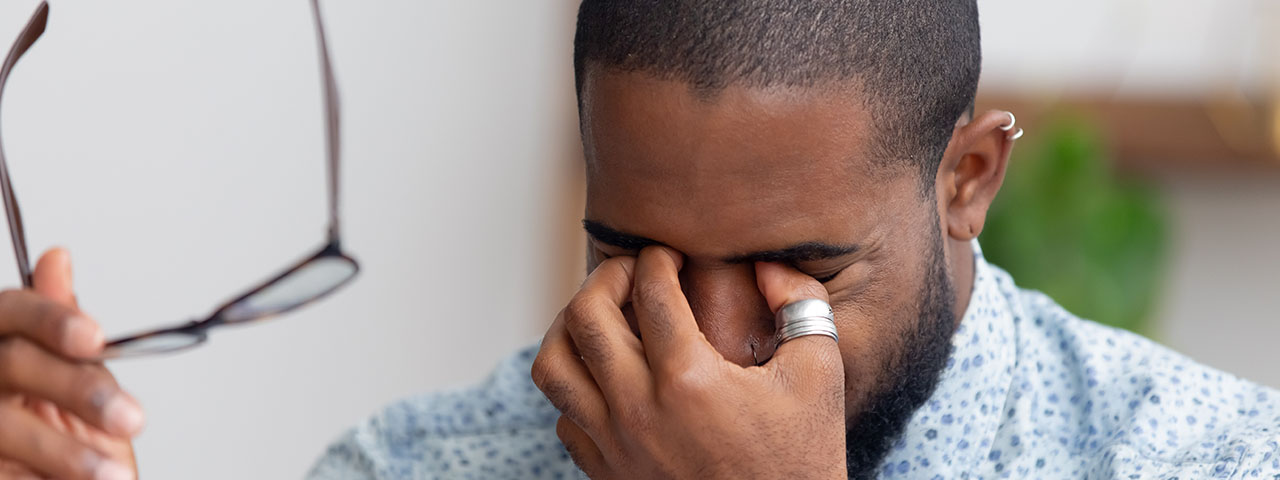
[2,1,358,359]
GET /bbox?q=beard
[845,221,958,479]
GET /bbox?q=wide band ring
[774,298,838,346]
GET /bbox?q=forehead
[582,72,916,258]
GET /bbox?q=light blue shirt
[307,243,1280,479]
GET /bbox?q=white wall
[1155,173,1280,389]
[978,0,1280,97]
[0,1,572,478]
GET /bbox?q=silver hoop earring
[1000,112,1024,140]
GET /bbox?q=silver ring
[774,298,838,346]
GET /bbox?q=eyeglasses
[0,0,360,359]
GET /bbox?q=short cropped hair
[573,0,982,182]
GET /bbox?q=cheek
[827,260,903,330]
[828,257,930,409]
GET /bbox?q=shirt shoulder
[305,345,585,480]
[1004,271,1280,478]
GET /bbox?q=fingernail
[102,393,146,436]
[93,459,135,480]
[64,316,104,356]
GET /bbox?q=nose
[679,262,776,367]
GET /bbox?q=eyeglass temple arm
[0,1,50,288]
[310,0,342,245]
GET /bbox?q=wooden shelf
[976,93,1280,173]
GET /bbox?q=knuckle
[630,278,671,306]
[529,353,554,391]
[659,363,709,398]
[44,313,78,346]
[570,320,610,355]
[555,417,589,466]
[561,301,614,362]
[556,416,607,479]
[530,359,575,412]
[554,415,576,442]
[540,380,582,421]
[563,296,603,325]
[26,300,73,346]
[25,298,65,331]
[31,299,62,324]
[576,335,614,368]
[69,369,117,412]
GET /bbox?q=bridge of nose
[679,262,776,366]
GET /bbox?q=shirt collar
[876,240,1019,477]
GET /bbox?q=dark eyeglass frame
[0,0,359,359]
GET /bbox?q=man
[304,0,1280,478]
[2,1,1277,479]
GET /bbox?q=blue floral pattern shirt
[307,243,1280,479]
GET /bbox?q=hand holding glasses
[0,0,360,359]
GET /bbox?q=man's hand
[0,249,140,480]
[532,246,846,479]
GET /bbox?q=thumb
[33,247,78,309]
[754,262,843,391]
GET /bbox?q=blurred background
[0,1,1275,478]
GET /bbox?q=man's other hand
[0,248,140,480]
[532,246,846,479]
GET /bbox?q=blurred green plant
[981,117,1168,334]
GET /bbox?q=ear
[934,110,1020,241]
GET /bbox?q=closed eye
[809,267,847,284]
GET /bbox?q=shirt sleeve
[301,346,571,479]
[304,428,381,480]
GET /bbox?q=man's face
[579,72,959,469]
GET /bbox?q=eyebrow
[582,220,858,264]
[723,242,859,264]
[583,220,663,251]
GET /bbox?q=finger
[33,248,76,309]
[555,415,608,478]
[754,262,843,392]
[30,398,70,431]
[631,246,714,375]
[4,471,44,480]
[0,460,46,480]
[755,261,830,312]
[28,398,137,476]
[0,402,135,480]
[563,257,651,404]
[0,338,145,437]
[0,290,101,359]
[531,319,609,435]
